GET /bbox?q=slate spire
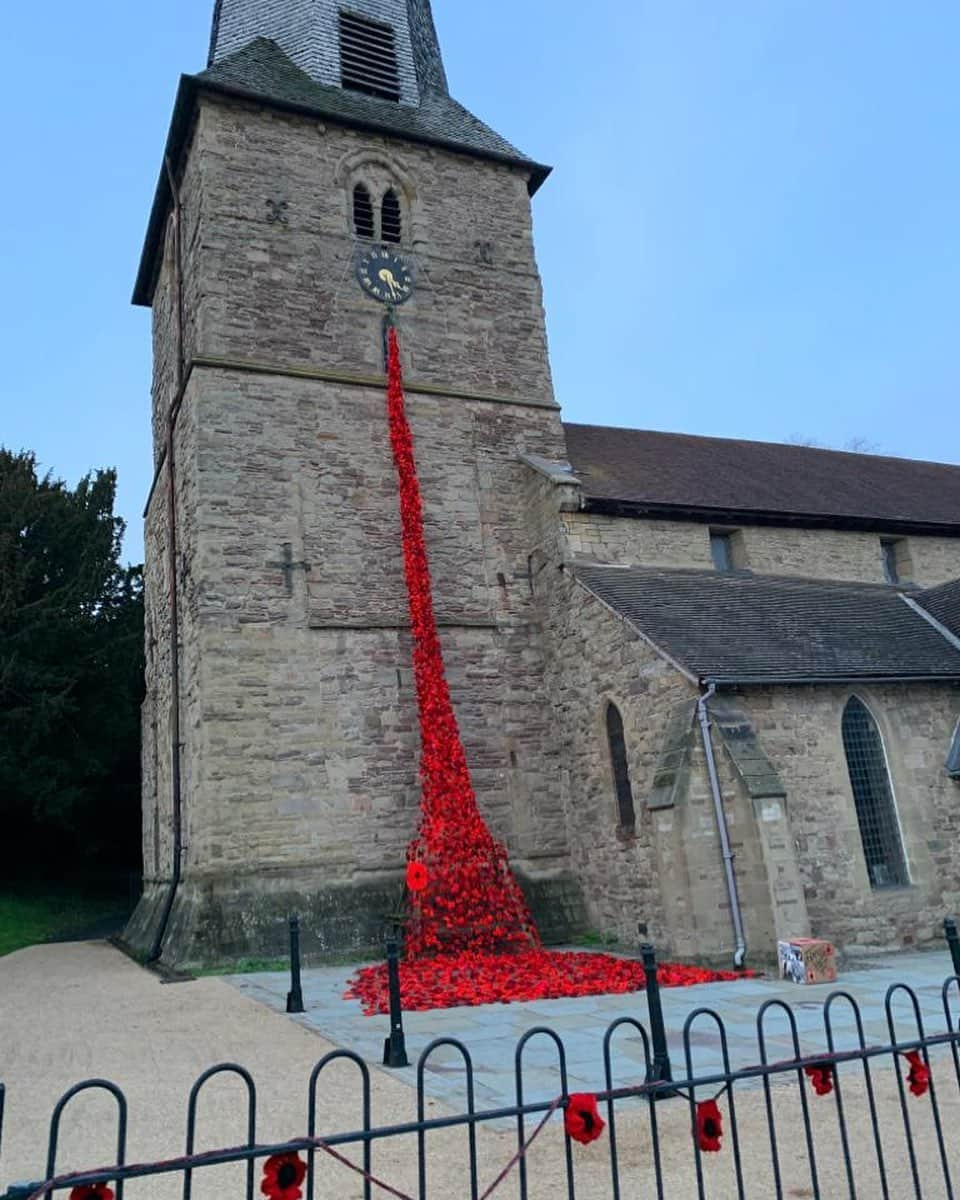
[207,0,448,104]
[405,0,448,95]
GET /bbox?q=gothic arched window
[606,702,636,833]
[842,696,908,888]
[353,183,375,239]
[381,189,402,243]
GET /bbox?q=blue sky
[2,1,957,564]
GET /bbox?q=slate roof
[134,38,549,305]
[917,579,960,640]
[574,564,960,685]
[200,39,538,167]
[563,424,960,534]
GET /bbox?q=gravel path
[1,942,958,1199]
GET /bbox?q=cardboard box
[778,938,837,985]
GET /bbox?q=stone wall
[532,463,960,963]
[563,514,714,571]
[129,94,580,965]
[190,97,554,401]
[526,468,786,963]
[564,512,960,588]
[140,374,205,891]
[742,682,960,952]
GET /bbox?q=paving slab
[225,947,959,1114]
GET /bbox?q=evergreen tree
[0,449,143,870]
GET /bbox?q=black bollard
[382,937,409,1068]
[641,941,676,1097]
[945,918,960,978]
[286,915,305,1014]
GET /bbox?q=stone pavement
[226,948,960,1116]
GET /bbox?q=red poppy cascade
[384,325,538,957]
[343,322,755,1013]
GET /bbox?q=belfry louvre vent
[339,11,402,102]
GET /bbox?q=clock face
[356,246,414,306]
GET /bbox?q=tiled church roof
[563,424,960,534]
[917,579,960,640]
[574,565,960,685]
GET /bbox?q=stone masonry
[127,95,584,966]
[526,460,960,963]
[564,512,960,589]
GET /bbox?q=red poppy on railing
[804,1063,835,1096]
[406,861,428,893]
[564,1093,606,1145]
[696,1098,724,1152]
[69,1186,114,1200]
[904,1051,930,1097]
[260,1152,307,1200]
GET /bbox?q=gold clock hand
[378,268,402,300]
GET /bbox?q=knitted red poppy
[564,1093,606,1145]
[696,1098,724,1152]
[904,1051,930,1097]
[406,861,428,893]
[260,1153,306,1200]
[69,1186,114,1200]
[804,1063,834,1096]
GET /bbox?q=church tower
[126,0,579,966]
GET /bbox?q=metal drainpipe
[148,157,186,964]
[697,684,747,969]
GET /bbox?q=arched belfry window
[842,697,908,888]
[353,183,375,239]
[381,189,402,243]
[606,703,636,833]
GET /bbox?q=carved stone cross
[267,543,310,596]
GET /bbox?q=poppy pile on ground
[346,946,748,1015]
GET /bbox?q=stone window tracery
[606,702,636,834]
[841,696,909,888]
[349,177,407,244]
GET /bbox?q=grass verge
[0,884,133,958]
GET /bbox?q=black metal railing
[4,972,960,1200]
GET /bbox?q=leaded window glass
[841,696,908,888]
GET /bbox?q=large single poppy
[804,1063,834,1096]
[904,1051,930,1098]
[696,1098,724,1153]
[260,1152,307,1200]
[406,861,428,893]
[564,1093,605,1145]
[69,1186,114,1200]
